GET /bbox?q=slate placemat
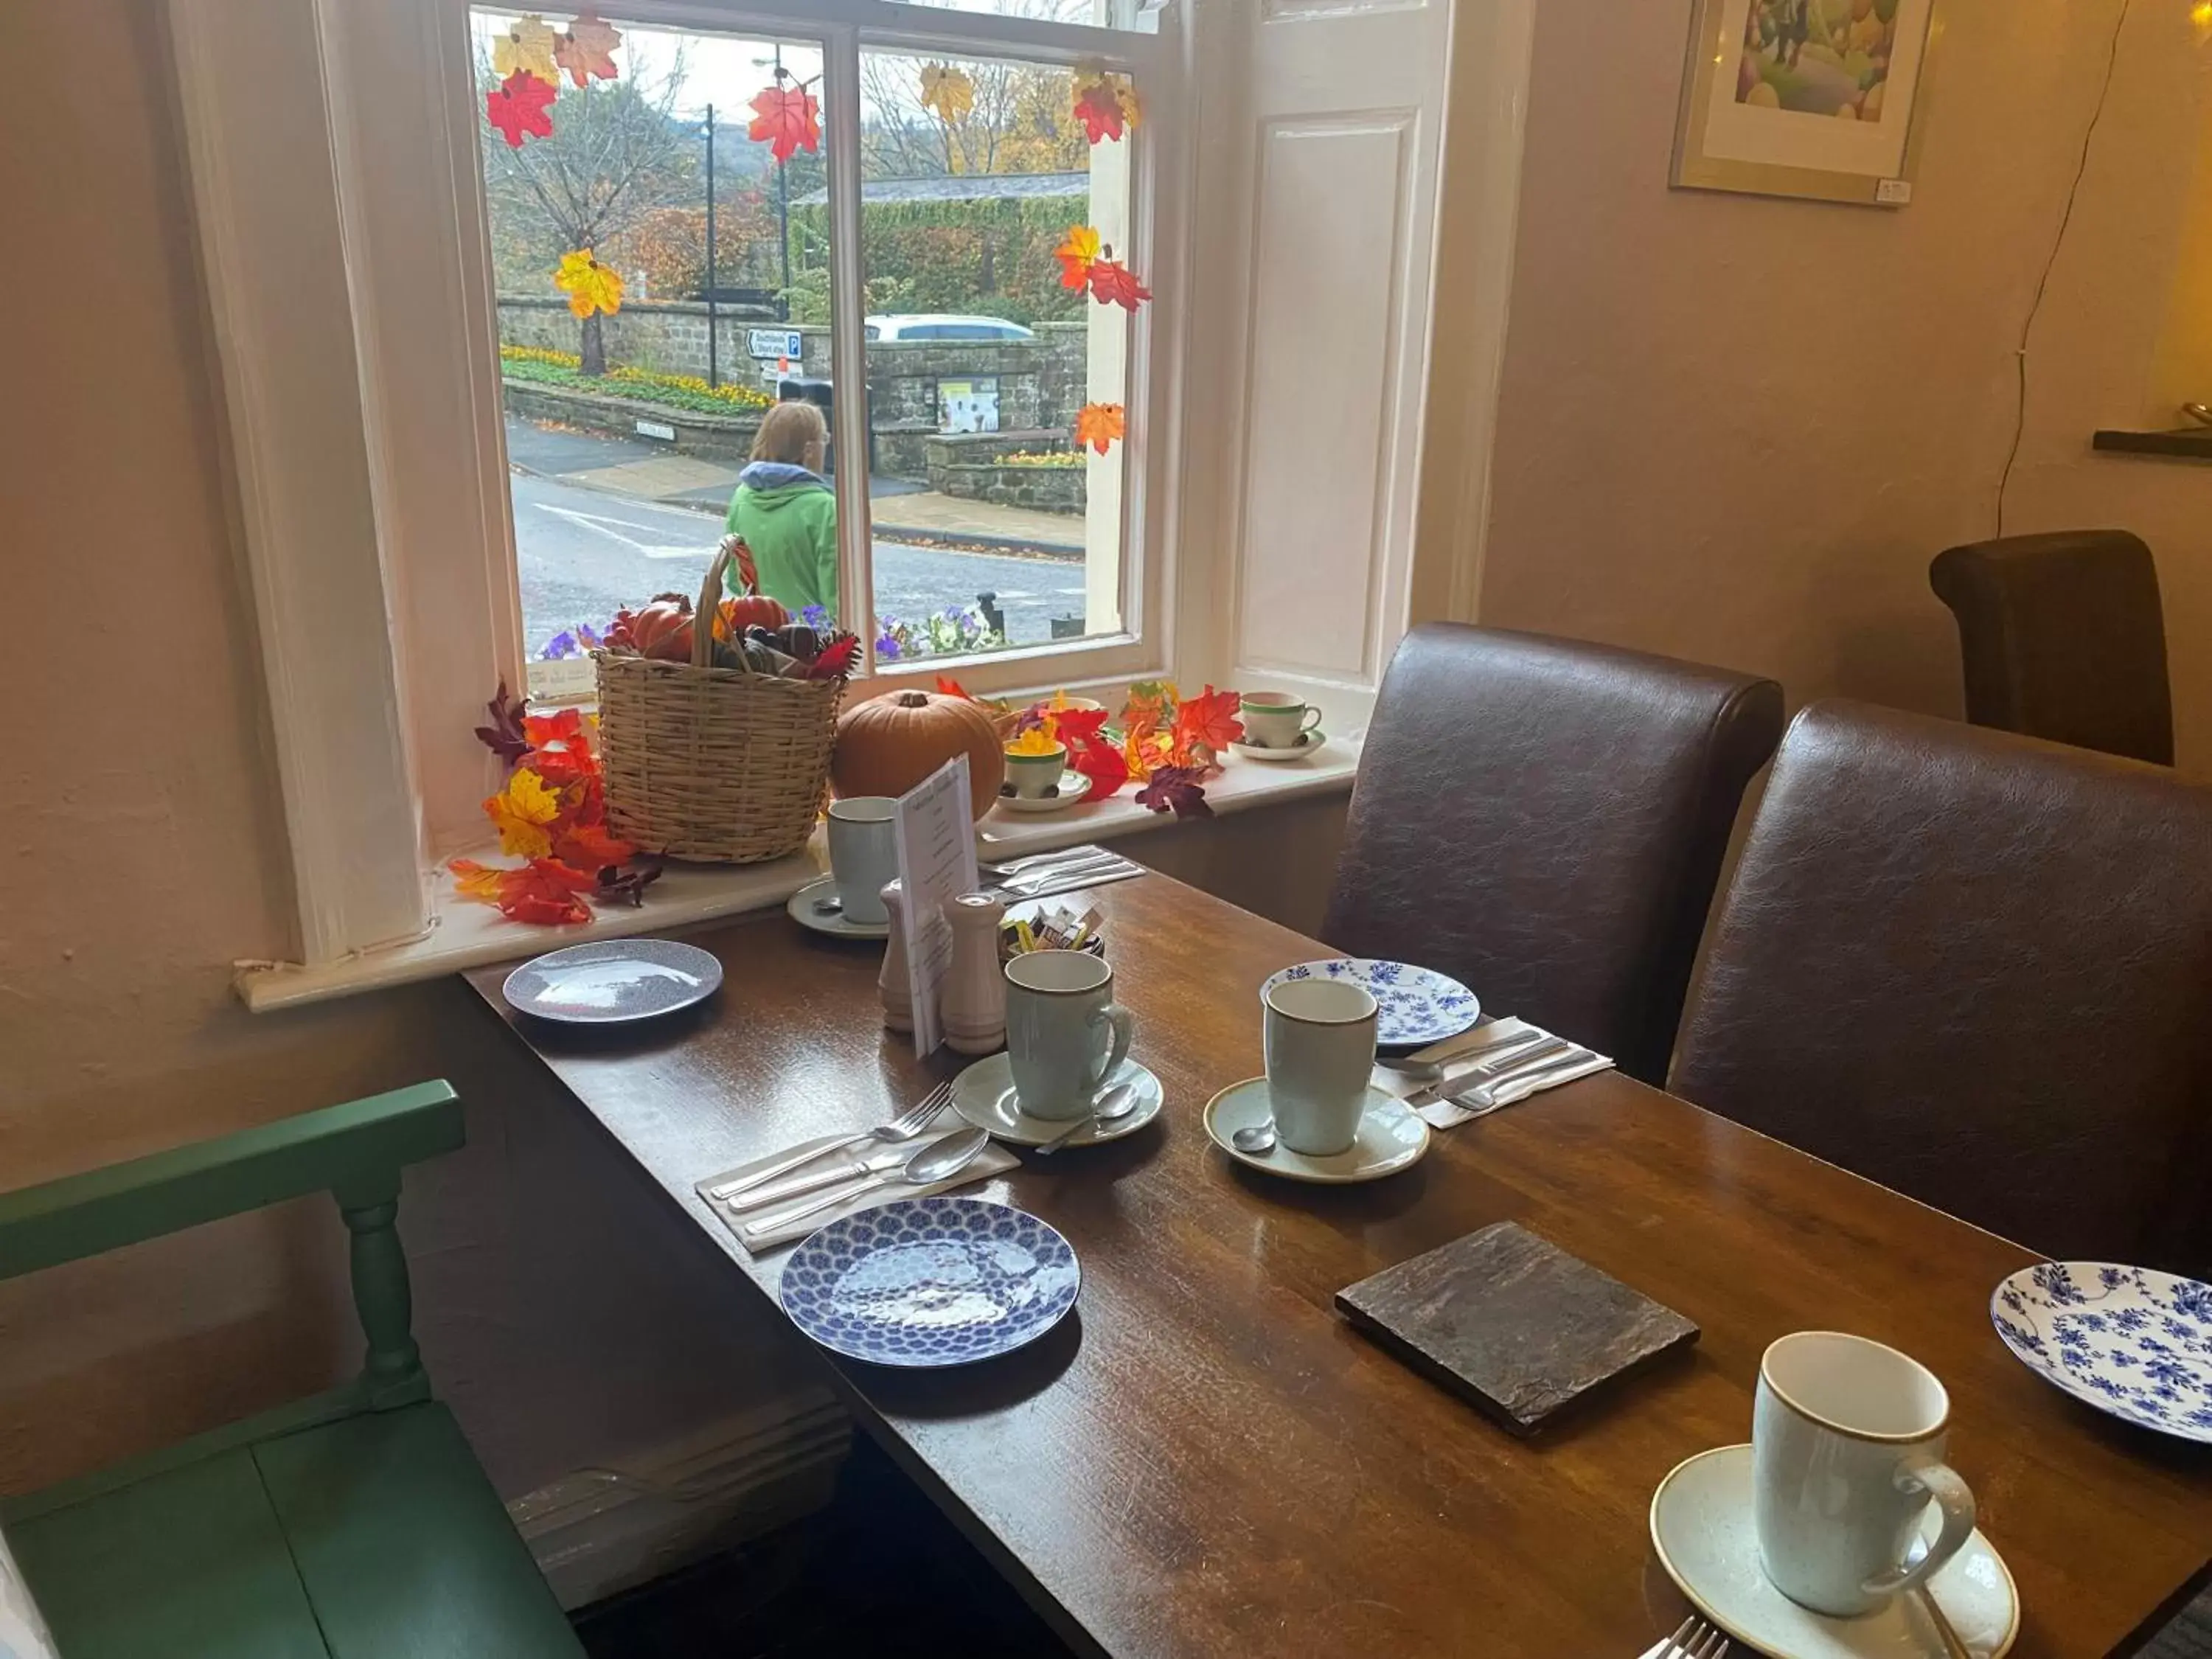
[1335,1220,1698,1436]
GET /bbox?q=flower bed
[501,344,776,416]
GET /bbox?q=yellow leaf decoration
[918,61,975,123]
[485,768,563,859]
[493,15,561,87]
[1007,726,1064,757]
[1071,63,1141,141]
[1054,224,1102,291]
[554,248,625,319]
[554,11,622,88]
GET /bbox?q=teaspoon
[1034,1082,1141,1155]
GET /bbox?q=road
[508,470,1088,653]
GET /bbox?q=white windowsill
[234,742,1360,1013]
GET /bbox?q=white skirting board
[507,1387,852,1610]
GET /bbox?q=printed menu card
[894,754,979,1056]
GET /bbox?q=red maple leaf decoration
[1073,79,1128,145]
[1088,254,1151,311]
[1134,765,1212,820]
[748,80,821,164]
[486,70,556,148]
[553,821,636,872]
[1172,685,1243,759]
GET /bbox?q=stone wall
[500,299,1089,480]
[923,430,1085,515]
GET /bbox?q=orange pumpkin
[717,594,790,636]
[832,690,1006,818]
[630,597,694,662]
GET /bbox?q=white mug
[1753,1331,1978,1617]
[1241,692,1324,750]
[1262,977,1377,1155]
[1004,950,1133,1121]
[826,797,898,925]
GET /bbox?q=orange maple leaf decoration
[1172,685,1244,761]
[748,78,821,164]
[1088,251,1151,311]
[553,11,621,87]
[1074,402,1124,456]
[1054,225,1102,291]
[486,70,557,148]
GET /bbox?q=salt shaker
[878,879,914,1033]
[940,891,1007,1054]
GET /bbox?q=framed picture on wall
[1673,0,1938,205]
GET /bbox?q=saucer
[1992,1262,2212,1441]
[951,1052,1164,1148]
[994,771,1092,813]
[501,938,721,1023]
[1201,1079,1429,1183]
[1229,734,1326,762]
[787,874,891,940]
[1649,1444,2019,1658]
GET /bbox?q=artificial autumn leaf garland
[1054,225,1152,313]
[454,687,662,926]
[554,248,625,319]
[483,12,622,147]
[918,61,975,124]
[749,69,822,164]
[1074,402,1124,456]
[1071,64,1141,145]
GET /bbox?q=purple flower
[538,629,577,661]
[577,622,603,650]
[801,605,830,630]
[874,632,901,661]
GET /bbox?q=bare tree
[481,49,695,373]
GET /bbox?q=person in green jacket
[726,400,838,621]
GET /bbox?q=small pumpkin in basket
[832,689,1006,818]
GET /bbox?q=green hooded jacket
[725,462,838,620]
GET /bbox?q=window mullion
[820,24,875,664]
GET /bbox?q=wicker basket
[596,539,844,863]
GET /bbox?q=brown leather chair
[1930,529,2174,765]
[1321,625,1783,1083]
[1672,700,2212,1276]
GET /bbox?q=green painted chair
[0,1082,585,1658]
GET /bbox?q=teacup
[1004,949,1133,1120]
[1262,977,1377,1154]
[1240,692,1324,750]
[1004,744,1069,800]
[825,797,897,925]
[1753,1331,1978,1617]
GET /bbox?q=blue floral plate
[1259,959,1480,1050]
[779,1197,1081,1368]
[1990,1262,2212,1442]
[501,938,722,1024]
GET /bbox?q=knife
[723,1144,913,1213]
[1402,1037,1573,1110]
[1433,1049,1600,1112]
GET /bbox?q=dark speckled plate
[501,939,723,1024]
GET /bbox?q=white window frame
[171,0,1194,967]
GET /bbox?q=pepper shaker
[940,891,1007,1054]
[878,879,914,1034]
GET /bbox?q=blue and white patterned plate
[1990,1262,2212,1442]
[1259,959,1480,1049]
[779,1197,1081,1368]
[501,939,722,1024]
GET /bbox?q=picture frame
[1672,0,1938,206]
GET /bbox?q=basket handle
[696,535,745,671]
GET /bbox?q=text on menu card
[894,754,981,1056]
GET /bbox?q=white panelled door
[1192,0,1456,723]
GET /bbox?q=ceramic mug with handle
[1753,1330,1978,1616]
[1004,949,1133,1121]
[1240,692,1324,751]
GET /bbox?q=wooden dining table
[466,871,2212,1658]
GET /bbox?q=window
[468,1,1169,702]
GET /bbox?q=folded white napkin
[1370,1016,1615,1129]
[696,1130,1020,1255]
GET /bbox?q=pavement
[504,415,1082,553]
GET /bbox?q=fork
[1655,1613,1730,1658]
[977,846,1110,878]
[708,1083,953,1201]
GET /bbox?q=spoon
[1231,1120,1278,1155]
[743,1125,991,1238]
[1034,1082,1141,1155]
[812,894,844,917]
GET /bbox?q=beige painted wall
[1476,0,2212,774]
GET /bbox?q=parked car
[863,313,1035,343]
